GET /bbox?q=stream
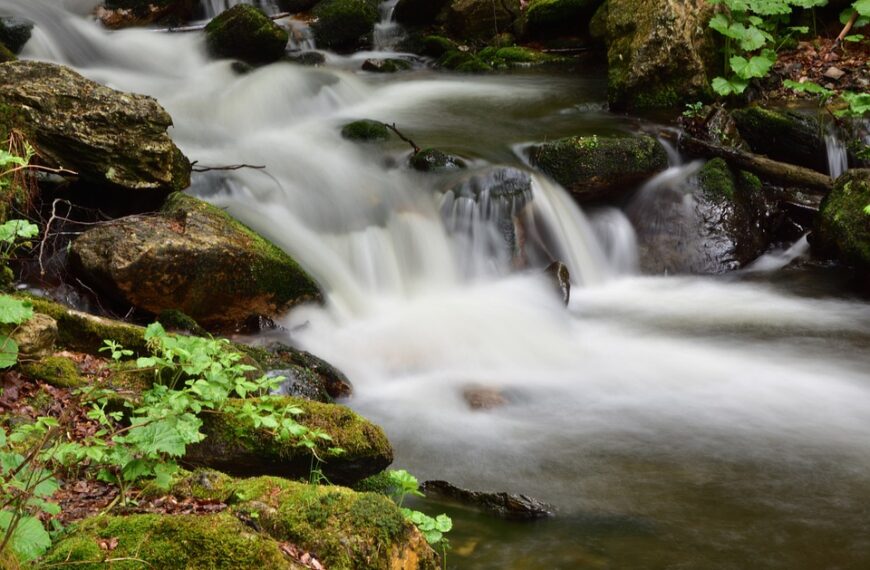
[6,1,870,567]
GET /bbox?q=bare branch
[386,123,421,154]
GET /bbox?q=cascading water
[6,2,870,567]
[825,129,849,179]
[373,0,405,51]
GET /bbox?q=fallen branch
[834,10,860,48]
[660,131,834,194]
[190,162,266,173]
[386,123,421,154]
[156,12,291,33]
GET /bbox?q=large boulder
[0,17,32,54]
[631,158,778,274]
[169,471,439,570]
[524,0,603,38]
[529,135,668,202]
[0,60,190,193]
[185,396,393,484]
[43,513,302,569]
[445,0,522,42]
[69,192,321,330]
[590,0,715,111]
[731,106,828,174]
[813,169,870,273]
[205,4,289,65]
[395,0,450,26]
[311,0,379,51]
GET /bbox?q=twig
[190,161,267,173]
[39,557,153,568]
[834,10,859,48]
[39,199,72,277]
[386,123,421,154]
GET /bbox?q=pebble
[823,66,846,80]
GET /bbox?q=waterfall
[825,129,849,179]
[373,0,404,52]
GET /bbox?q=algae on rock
[205,4,290,65]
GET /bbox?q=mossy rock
[814,169,870,272]
[341,119,390,142]
[592,0,715,111]
[361,58,413,73]
[157,308,208,336]
[21,355,84,388]
[524,0,603,38]
[0,43,15,63]
[445,0,522,42]
[0,60,191,194]
[0,17,32,54]
[42,513,302,569]
[421,35,458,57]
[731,106,828,174]
[185,396,393,484]
[529,135,668,202]
[69,192,321,331]
[311,0,379,51]
[437,50,493,72]
[205,4,289,65]
[410,148,468,172]
[477,45,558,68]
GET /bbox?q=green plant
[0,295,33,369]
[682,102,706,119]
[386,469,453,567]
[708,0,827,96]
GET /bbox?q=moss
[437,50,493,72]
[21,356,84,388]
[815,169,870,271]
[731,106,826,172]
[188,396,393,484]
[421,35,458,57]
[312,0,379,51]
[341,119,390,142]
[352,471,393,495]
[697,158,736,200]
[42,513,295,569]
[410,149,467,172]
[205,4,289,65]
[0,43,15,63]
[158,308,207,336]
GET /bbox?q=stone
[69,192,321,331]
[205,4,289,65]
[528,135,669,202]
[421,480,554,520]
[731,106,828,174]
[185,396,393,485]
[311,0,379,51]
[361,58,412,72]
[823,66,846,80]
[462,385,508,410]
[0,17,32,54]
[444,0,522,42]
[11,313,57,358]
[813,169,870,274]
[99,0,199,29]
[341,119,390,142]
[590,0,715,111]
[410,148,467,172]
[544,261,570,305]
[0,60,191,194]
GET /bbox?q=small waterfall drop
[373,0,404,52]
[825,129,849,179]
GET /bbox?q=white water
[825,131,849,179]
[6,2,870,565]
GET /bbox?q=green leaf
[0,296,33,325]
[0,335,19,369]
[0,512,52,562]
[434,514,453,532]
[854,0,870,17]
[844,33,865,41]
[712,76,749,96]
[730,55,774,79]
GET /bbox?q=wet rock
[524,0,603,38]
[813,169,870,273]
[0,17,32,54]
[590,0,715,111]
[731,106,828,174]
[287,51,326,66]
[167,471,439,570]
[436,50,493,72]
[205,4,289,65]
[462,385,508,410]
[311,0,379,51]
[69,193,321,331]
[631,158,778,274]
[341,119,390,142]
[544,261,570,305]
[528,135,668,203]
[258,341,354,400]
[476,45,559,68]
[43,513,302,569]
[361,58,412,72]
[0,44,14,64]
[445,0,522,42]
[186,396,393,485]
[410,148,467,172]
[0,60,191,194]
[99,0,199,29]
[395,0,450,26]
[420,35,459,57]
[421,480,554,520]
[11,313,57,358]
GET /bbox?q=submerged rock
[590,0,715,111]
[421,480,554,520]
[341,119,390,142]
[43,513,301,569]
[731,106,828,174]
[632,158,778,274]
[205,4,289,65]
[544,261,570,305]
[524,0,603,38]
[186,396,393,484]
[69,193,321,331]
[410,148,467,172]
[445,0,522,42]
[312,0,379,51]
[361,58,412,72]
[529,135,668,202]
[813,169,870,273]
[0,60,191,194]
[462,385,508,410]
[0,17,32,54]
